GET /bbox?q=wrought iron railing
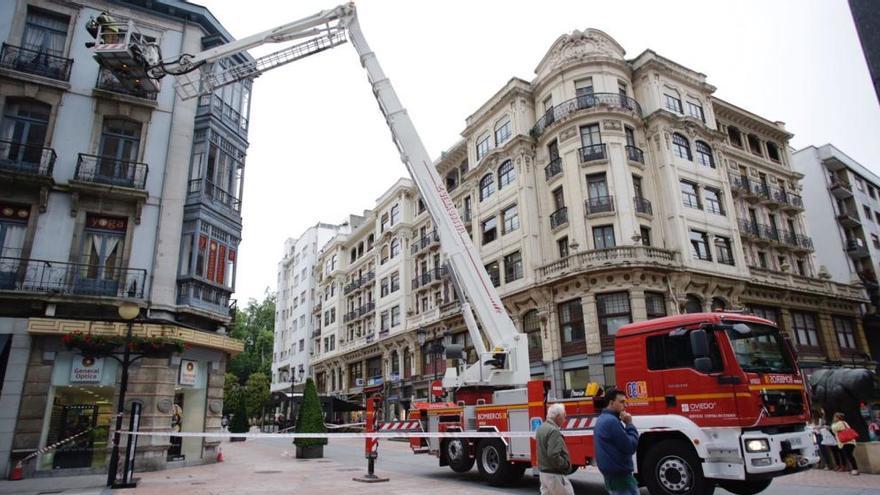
[187,179,242,212]
[75,153,148,189]
[530,93,642,138]
[177,279,231,309]
[0,43,73,81]
[0,139,55,177]
[410,230,439,254]
[585,195,614,215]
[728,173,750,193]
[412,266,446,290]
[738,219,760,237]
[578,144,607,163]
[625,145,644,164]
[634,196,652,215]
[96,68,158,100]
[0,256,146,298]
[549,207,568,229]
[545,157,562,181]
[198,93,249,132]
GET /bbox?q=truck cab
[615,312,817,495]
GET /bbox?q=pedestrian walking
[817,420,839,470]
[595,388,640,495]
[536,403,574,495]
[831,412,859,475]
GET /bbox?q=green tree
[228,291,276,383]
[294,377,326,448]
[244,372,271,419]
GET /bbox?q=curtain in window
[0,222,26,258]
[23,9,68,55]
[83,232,122,279]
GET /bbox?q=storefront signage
[179,359,198,386]
[70,355,104,383]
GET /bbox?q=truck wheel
[717,479,772,495]
[476,439,519,486]
[643,439,714,495]
[443,438,475,473]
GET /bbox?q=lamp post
[417,327,450,401]
[107,301,139,488]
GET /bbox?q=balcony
[538,245,678,281]
[0,140,56,179]
[837,209,861,228]
[625,145,644,164]
[783,232,814,252]
[728,173,751,195]
[578,144,607,164]
[760,225,781,243]
[549,206,568,229]
[737,219,761,238]
[0,256,145,298]
[197,94,249,133]
[749,182,771,200]
[187,179,242,213]
[177,279,232,315]
[311,328,321,338]
[412,266,446,290]
[411,230,440,255]
[530,93,642,138]
[846,240,870,259]
[459,209,472,225]
[95,68,158,101]
[634,196,652,216]
[777,191,804,211]
[585,195,614,215]
[545,157,563,181]
[763,186,783,207]
[344,271,375,295]
[0,43,72,82]
[74,154,148,190]
[358,301,376,317]
[829,179,854,200]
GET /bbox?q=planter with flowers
[127,336,186,358]
[62,332,123,358]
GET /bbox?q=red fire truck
[408,312,816,495]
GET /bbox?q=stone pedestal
[854,442,880,474]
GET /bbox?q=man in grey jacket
[536,403,573,495]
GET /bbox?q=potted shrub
[229,400,249,442]
[293,377,326,458]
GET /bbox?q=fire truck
[84,5,816,495]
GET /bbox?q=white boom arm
[95,3,528,388]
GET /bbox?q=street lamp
[418,327,451,401]
[107,301,139,488]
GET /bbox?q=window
[748,305,779,324]
[864,205,872,220]
[1,99,51,166]
[558,299,585,343]
[872,234,880,249]
[579,123,602,148]
[476,133,491,161]
[703,188,724,215]
[596,292,632,336]
[695,141,715,168]
[504,251,523,282]
[23,7,69,56]
[833,317,857,350]
[380,213,390,232]
[497,160,516,189]
[391,305,401,327]
[747,134,762,156]
[98,118,142,183]
[664,92,683,113]
[690,230,712,261]
[586,173,609,201]
[791,311,820,349]
[686,100,705,122]
[501,204,519,234]
[633,175,644,199]
[380,311,390,331]
[645,292,667,319]
[757,251,768,269]
[684,294,703,314]
[485,261,500,287]
[299,339,305,352]
[390,204,400,225]
[766,142,781,162]
[796,258,806,276]
[680,181,701,209]
[548,238,565,261]
[727,126,743,147]
[390,238,400,258]
[870,187,877,199]
[552,186,565,210]
[715,236,734,265]
[0,203,29,260]
[639,226,652,246]
[380,277,389,297]
[445,170,458,191]
[672,134,692,161]
[481,216,498,244]
[479,174,495,201]
[494,118,511,146]
[575,78,594,108]
[390,272,399,292]
[592,225,615,249]
[647,333,723,372]
[522,310,543,362]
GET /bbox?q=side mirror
[690,329,710,358]
[694,357,712,374]
[444,344,464,360]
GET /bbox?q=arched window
[479,173,495,201]
[683,294,702,314]
[710,297,727,312]
[498,160,515,189]
[494,117,511,146]
[695,141,715,168]
[390,238,400,258]
[522,309,542,363]
[672,133,692,161]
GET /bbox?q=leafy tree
[245,372,271,419]
[294,377,326,448]
[228,291,276,384]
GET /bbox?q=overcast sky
[196,0,880,305]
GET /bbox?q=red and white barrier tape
[23,428,94,461]
[119,429,592,440]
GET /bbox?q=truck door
[650,330,740,427]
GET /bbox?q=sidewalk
[0,474,107,495]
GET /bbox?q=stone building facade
[0,0,251,477]
[306,29,870,417]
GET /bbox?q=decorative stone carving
[157,398,173,413]
[602,120,622,131]
[559,126,578,143]
[209,400,222,414]
[543,29,625,73]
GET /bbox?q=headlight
[745,439,770,453]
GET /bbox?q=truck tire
[476,439,521,486]
[643,439,715,495]
[717,479,772,495]
[443,438,475,473]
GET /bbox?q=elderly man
[536,403,574,495]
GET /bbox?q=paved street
[2,437,878,495]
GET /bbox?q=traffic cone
[9,461,22,481]
[216,446,224,463]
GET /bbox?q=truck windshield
[725,324,794,373]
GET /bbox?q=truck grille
[760,390,804,417]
